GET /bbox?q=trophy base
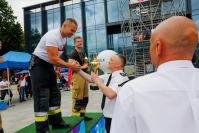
[89,83,99,90]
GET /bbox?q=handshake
[68,53,100,72]
[68,59,81,71]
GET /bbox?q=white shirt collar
[112,70,124,78]
[157,60,194,71]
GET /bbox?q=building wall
[24,0,130,59]
[24,0,197,63]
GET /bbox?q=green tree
[0,0,24,55]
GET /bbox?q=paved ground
[0,85,102,133]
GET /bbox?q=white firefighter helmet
[97,50,117,73]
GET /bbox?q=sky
[7,0,52,30]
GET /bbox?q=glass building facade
[24,0,199,62]
[191,0,199,66]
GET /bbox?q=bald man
[29,18,81,133]
[78,54,129,133]
[110,16,199,133]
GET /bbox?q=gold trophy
[84,55,88,63]
[90,53,100,73]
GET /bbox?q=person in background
[25,74,32,99]
[18,74,26,102]
[110,16,199,133]
[70,36,91,121]
[0,77,13,105]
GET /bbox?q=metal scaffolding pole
[118,0,187,77]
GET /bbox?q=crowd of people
[0,73,32,105]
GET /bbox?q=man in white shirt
[29,18,81,133]
[110,16,199,133]
[78,54,129,133]
[0,78,13,105]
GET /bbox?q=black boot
[35,121,50,133]
[49,112,70,129]
[80,112,92,121]
[0,128,4,133]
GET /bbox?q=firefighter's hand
[69,60,81,71]
[81,63,88,69]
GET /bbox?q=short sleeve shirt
[33,29,66,62]
[0,81,9,90]
[70,49,87,72]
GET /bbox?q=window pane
[192,0,199,10]
[65,4,82,32]
[35,13,42,33]
[192,9,199,16]
[95,3,105,25]
[47,11,54,30]
[30,11,42,52]
[66,31,83,57]
[65,5,73,18]
[73,6,82,30]
[162,0,187,15]
[192,15,199,40]
[47,8,60,31]
[53,8,61,29]
[95,0,104,3]
[96,28,107,52]
[30,14,36,30]
[107,0,119,22]
[86,4,95,28]
[66,37,74,56]
[87,30,97,58]
[108,33,131,54]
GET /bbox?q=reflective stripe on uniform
[34,112,48,122]
[34,116,48,122]
[80,108,86,113]
[72,112,80,116]
[48,108,61,115]
[49,106,60,111]
[35,112,48,117]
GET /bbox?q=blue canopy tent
[0,51,31,107]
[0,51,31,69]
[0,50,31,81]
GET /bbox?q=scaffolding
[119,0,187,77]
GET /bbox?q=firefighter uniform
[70,49,88,116]
[29,29,69,133]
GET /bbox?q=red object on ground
[67,69,72,90]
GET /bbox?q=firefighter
[70,36,91,121]
[29,18,80,133]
